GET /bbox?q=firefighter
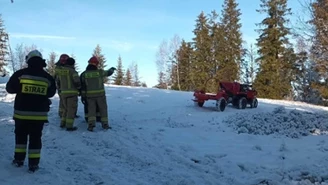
[57,57,81,131]
[6,50,56,172]
[80,67,101,123]
[54,54,69,118]
[80,56,116,131]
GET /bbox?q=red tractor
[192,81,258,111]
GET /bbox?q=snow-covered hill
[1,84,328,185]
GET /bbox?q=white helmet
[25,50,43,62]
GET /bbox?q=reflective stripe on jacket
[5,66,56,122]
[57,65,81,96]
[80,69,111,97]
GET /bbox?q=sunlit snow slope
[1,83,328,185]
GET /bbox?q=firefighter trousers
[61,95,78,129]
[14,120,44,166]
[58,94,64,117]
[59,94,77,118]
[84,100,101,122]
[86,95,108,127]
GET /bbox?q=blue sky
[0,0,306,87]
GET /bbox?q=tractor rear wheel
[216,98,226,112]
[250,98,258,108]
[238,97,247,109]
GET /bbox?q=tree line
[0,15,147,87]
[154,0,328,106]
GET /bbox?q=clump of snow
[223,106,328,138]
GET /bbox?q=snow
[1,84,328,185]
[224,106,328,138]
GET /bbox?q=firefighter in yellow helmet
[80,56,116,131]
[6,50,56,172]
[57,57,81,131]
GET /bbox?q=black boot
[60,121,65,128]
[12,159,24,167]
[28,165,39,173]
[102,124,111,130]
[66,126,78,131]
[87,125,94,132]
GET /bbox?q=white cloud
[106,41,133,52]
[9,33,76,40]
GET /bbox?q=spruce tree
[156,72,167,89]
[207,10,226,92]
[169,63,178,90]
[133,63,141,86]
[141,82,147,87]
[191,11,212,91]
[292,38,319,103]
[47,52,57,77]
[309,0,328,101]
[176,40,194,91]
[220,0,243,81]
[70,53,79,73]
[113,55,124,85]
[123,69,132,86]
[240,44,258,84]
[92,44,108,82]
[253,0,295,99]
[0,14,9,74]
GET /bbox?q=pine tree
[240,44,258,84]
[123,69,132,86]
[207,10,226,92]
[169,63,178,90]
[70,53,79,73]
[253,0,295,99]
[155,72,167,89]
[141,82,147,87]
[0,14,9,74]
[220,0,243,81]
[92,44,108,82]
[47,52,57,77]
[14,43,26,71]
[191,11,212,91]
[175,40,194,91]
[309,0,328,101]
[133,63,141,86]
[113,55,124,85]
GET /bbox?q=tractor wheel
[250,98,258,108]
[198,102,204,107]
[216,98,226,112]
[194,98,204,107]
[238,97,247,109]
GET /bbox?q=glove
[81,96,86,104]
[109,67,117,71]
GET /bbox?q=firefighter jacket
[54,62,64,92]
[80,65,115,98]
[5,66,56,122]
[56,65,81,96]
